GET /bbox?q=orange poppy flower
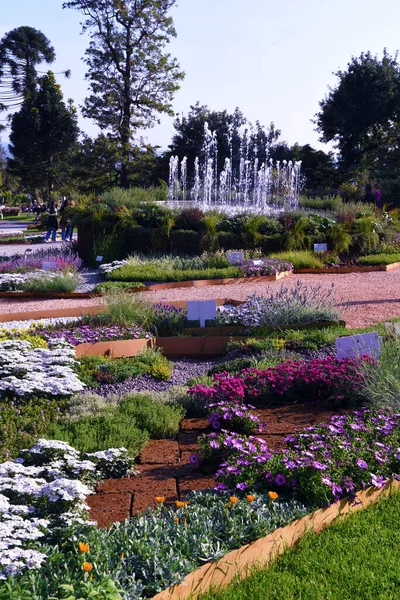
[155,496,166,503]
[82,562,93,572]
[229,496,239,504]
[268,491,279,500]
[246,495,256,502]
[78,542,90,553]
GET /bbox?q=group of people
[364,183,382,209]
[44,198,75,243]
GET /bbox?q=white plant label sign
[187,300,217,328]
[253,259,264,266]
[336,332,381,360]
[226,251,243,265]
[96,256,103,262]
[41,261,58,271]
[314,243,328,253]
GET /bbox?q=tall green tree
[63,0,184,188]
[316,50,400,175]
[8,72,79,194]
[0,26,56,111]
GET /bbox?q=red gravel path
[1,269,400,329]
[145,269,400,329]
[88,403,348,528]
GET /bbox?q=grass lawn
[200,490,400,600]
[2,213,33,221]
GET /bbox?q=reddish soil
[88,402,348,527]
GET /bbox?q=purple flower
[274,474,286,486]
[189,453,200,466]
[236,482,248,490]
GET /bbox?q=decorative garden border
[150,480,400,600]
[294,262,400,274]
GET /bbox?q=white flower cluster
[0,273,30,292]
[99,259,128,274]
[0,439,134,578]
[0,339,85,397]
[0,270,79,292]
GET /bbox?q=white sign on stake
[41,261,58,271]
[253,259,264,266]
[226,251,243,265]
[95,256,103,262]
[187,300,217,328]
[314,243,328,253]
[336,332,381,360]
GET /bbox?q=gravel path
[0,269,399,328]
[144,269,400,329]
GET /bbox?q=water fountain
[168,123,303,215]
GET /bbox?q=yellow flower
[82,562,93,572]
[78,542,90,553]
[155,496,166,503]
[246,495,256,502]
[268,491,279,500]
[120,552,125,559]
[229,496,239,504]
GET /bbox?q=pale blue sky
[2,0,400,151]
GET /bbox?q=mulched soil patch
[88,401,348,527]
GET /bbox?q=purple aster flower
[274,473,286,486]
[236,482,248,491]
[189,453,200,466]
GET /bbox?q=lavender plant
[216,281,341,327]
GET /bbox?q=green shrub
[358,253,400,266]
[78,348,173,386]
[22,272,81,293]
[299,195,342,211]
[0,397,65,460]
[217,231,241,250]
[170,229,202,254]
[47,412,150,455]
[100,289,156,327]
[117,394,184,438]
[270,251,324,269]
[361,338,400,410]
[258,233,283,253]
[283,216,310,250]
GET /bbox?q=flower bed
[189,356,367,407]
[0,339,85,397]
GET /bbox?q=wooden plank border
[151,480,400,600]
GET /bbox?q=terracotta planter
[75,338,153,358]
[151,480,400,600]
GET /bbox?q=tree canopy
[0,26,55,112]
[8,72,79,194]
[316,50,400,175]
[63,0,184,188]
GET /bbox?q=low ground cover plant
[101,252,291,283]
[78,347,173,387]
[199,409,400,506]
[0,339,85,398]
[358,252,400,265]
[190,356,366,408]
[33,322,152,345]
[1,485,307,599]
[0,246,82,274]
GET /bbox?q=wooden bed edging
[294,262,400,274]
[126,270,292,291]
[150,480,400,600]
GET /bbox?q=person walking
[44,210,59,243]
[373,183,382,209]
[59,198,74,241]
[363,183,375,203]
